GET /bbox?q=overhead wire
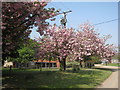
[47,2,119,28]
[54,2,119,28]
[47,2,64,25]
[93,18,119,26]
[48,2,73,28]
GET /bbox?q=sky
[30,2,118,46]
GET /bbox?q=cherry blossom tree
[36,23,116,70]
[71,23,116,68]
[36,25,76,71]
[2,1,59,61]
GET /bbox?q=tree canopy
[36,23,116,70]
[2,1,59,60]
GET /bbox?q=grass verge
[106,63,120,67]
[2,68,112,89]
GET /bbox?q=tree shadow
[2,68,110,89]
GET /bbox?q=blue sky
[30,2,118,46]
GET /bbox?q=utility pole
[58,10,72,28]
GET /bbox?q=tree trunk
[63,59,66,71]
[40,62,42,71]
[2,60,4,66]
[49,60,50,69]
[84,61,87,68]
[19,63,22,69]
[80,61,82,68]
[61,58,66,71]
[9,65,12,76]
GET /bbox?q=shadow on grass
[2,68,111,89]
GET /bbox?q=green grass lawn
[105,63,120,67]
[2,68,112,89]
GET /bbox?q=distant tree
[74,23,116,67]
[13,39,37,68]
[17,47,35,67]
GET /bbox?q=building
[111,59,119,63]
[3,60,60,68]
[34,60,60,68]
[3,60,13,68]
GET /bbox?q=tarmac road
[94,64,119,89]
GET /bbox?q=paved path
[95,64,119,70]
[94,64,119,89]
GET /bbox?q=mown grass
[106,63,120,67]
[2,68,112,89]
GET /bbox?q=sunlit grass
[106,63,120,67]
[2,68,112,89]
